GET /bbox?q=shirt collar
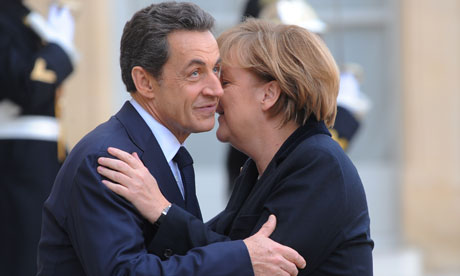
[129,98,182,163]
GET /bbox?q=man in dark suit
[37,2,305,275]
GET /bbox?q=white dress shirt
[130,98,185,198]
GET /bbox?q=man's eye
[190,71,199,77]
[213,66,221,76]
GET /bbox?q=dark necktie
[173,147,202,220]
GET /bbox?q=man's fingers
[277,256,298,276]
[295,253,306,269]
[270,245,305,275]
[278,244,306,269]
[257,214,276,237]
[244,215,305,276]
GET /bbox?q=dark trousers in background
[0,140,61,276]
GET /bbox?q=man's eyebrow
[182,59,206,72]
[183,58,222,70]
[214,58,222,66]
[184,59,206,70]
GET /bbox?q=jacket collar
[115,101,186,208]
[221,117,331,232]
[274,117,330,165]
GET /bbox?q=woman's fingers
[107,147,142,169]
[98,149,169,224]
[97,165,132,187]
[132,151,141,161]
[102,179,129,198]
[98,148,145,180]
[97,157,133,177]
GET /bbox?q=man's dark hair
[120,1,215,92]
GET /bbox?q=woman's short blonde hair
[217,18,339,127]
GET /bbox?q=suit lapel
[211,160,259,235]
[115,102,186,209]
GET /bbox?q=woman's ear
[131,66,157,99]
[261,80,281,111]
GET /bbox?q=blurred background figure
[0,0,76,274]
[226,0,372,192]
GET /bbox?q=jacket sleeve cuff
[37,43,74,85]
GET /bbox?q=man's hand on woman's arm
[245,215,306,276]
[97,147,306,276]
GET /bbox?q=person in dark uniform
[0,1,76,275]
[226,0,371,193]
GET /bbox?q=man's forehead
[167,30,219,60]
[167,29,216,44]
[183,56,221,69]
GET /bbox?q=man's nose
[203,73,224,97]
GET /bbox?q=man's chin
[192,120,215,133]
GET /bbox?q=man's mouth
[196,103,218,113]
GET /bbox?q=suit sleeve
[146,161,257,255]
[2,36,72,114]
[66,153,253,276]
[147,204,233,256]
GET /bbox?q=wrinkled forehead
[167,30,220,67]
[168,30,218,53]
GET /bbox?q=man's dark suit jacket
[151,118,374,275]
[37,102,253,276]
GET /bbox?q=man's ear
[261,80,281,111]
[131,66,157,99]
